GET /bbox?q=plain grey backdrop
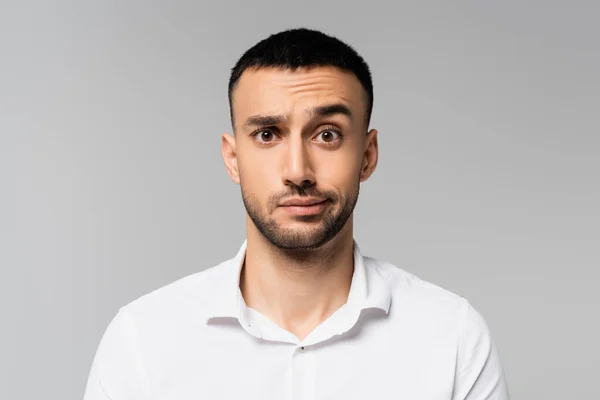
[2,1,599,399]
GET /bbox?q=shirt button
[300,346,305,351]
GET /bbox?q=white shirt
[83,239,510,400]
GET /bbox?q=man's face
[222,66,378,251]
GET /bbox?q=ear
[360,129,378,182]
[221,132,240,184]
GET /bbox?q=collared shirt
[83,239,510,400]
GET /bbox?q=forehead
[231,66,366,125]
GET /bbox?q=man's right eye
[253,129,279,144]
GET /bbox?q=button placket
[290,344,316,400]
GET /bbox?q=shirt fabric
[83,239,510,400]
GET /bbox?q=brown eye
[316,129,341,144]
[257,130,275,142]
[321,131,334,142]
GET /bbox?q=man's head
[222,28,379,251]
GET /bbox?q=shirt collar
[202,239,392,325]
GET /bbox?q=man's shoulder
[365,255,469,314]
[119,260,231,319]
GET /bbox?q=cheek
[319,170,359,195]
[239,157,276,195]
[315,150,361,184]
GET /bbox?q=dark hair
[228,28,373,129]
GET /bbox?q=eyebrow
[243,114,286,128]
[243,103,353,128]
[307,103,353,120]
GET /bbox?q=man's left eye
[316,130,340,142]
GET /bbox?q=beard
[240,179,360,251]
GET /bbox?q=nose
[281,134,315,188]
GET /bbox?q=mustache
[270,186,336,205]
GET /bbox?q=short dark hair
[228,28,373,130]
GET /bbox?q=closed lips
[279,198,327,206]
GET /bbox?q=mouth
[279,199,329,216]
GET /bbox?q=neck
[240,216,355,341]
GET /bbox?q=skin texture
[221,65,378,340]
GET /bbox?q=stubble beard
[241,181,360,251]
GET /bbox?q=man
[83,28,510,399]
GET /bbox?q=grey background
[2,1,598,399]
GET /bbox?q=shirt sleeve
[82,307,151,400]
[452,301,511,400]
